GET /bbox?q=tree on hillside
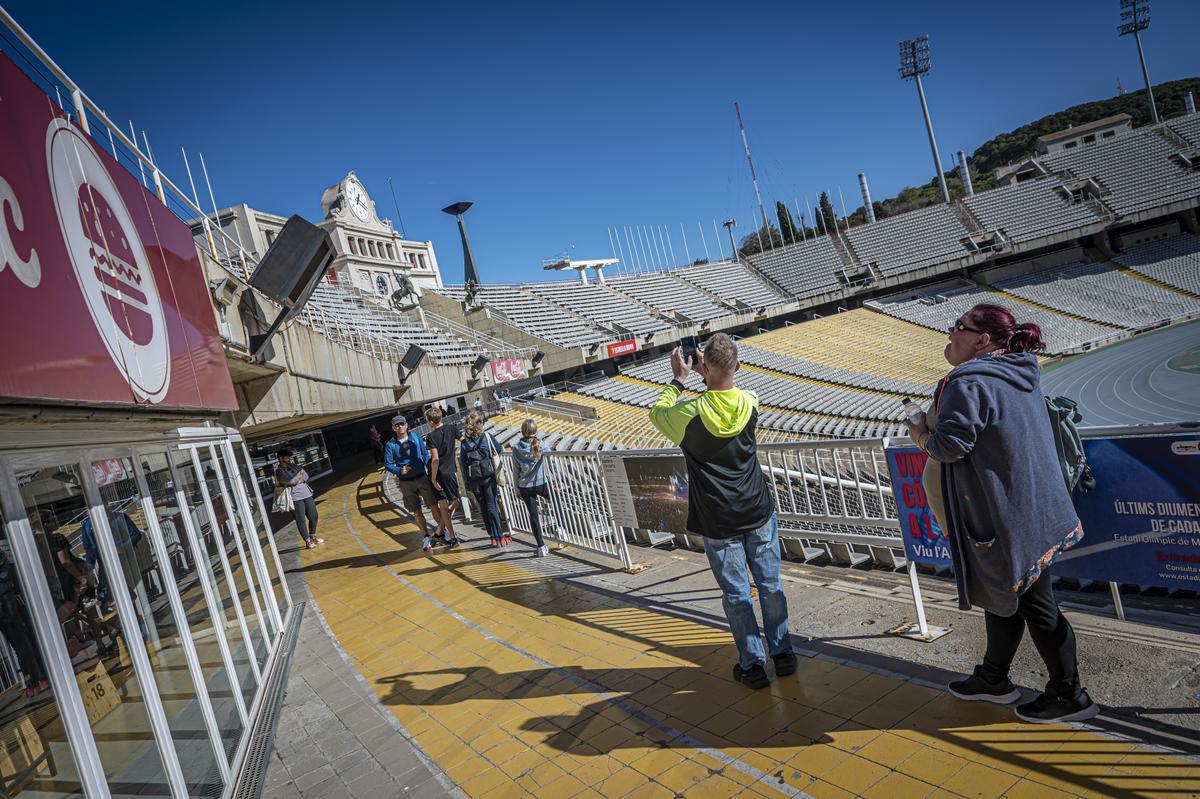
[775,201,798,245]
[817,192,837,236]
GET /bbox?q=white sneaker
[537,545,550,557]
[422,536,432,552]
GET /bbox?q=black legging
[981,568,1079,695]
[292,496,318,543]
[0,609,47,686]
[522,488,547,548]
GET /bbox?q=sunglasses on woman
[948,318,984,334]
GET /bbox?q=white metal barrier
[496,451,634,570]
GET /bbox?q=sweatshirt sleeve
[924,379,989,463]
[649,380,693,446]
[383,441,402,475]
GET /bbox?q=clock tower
[318,171,442,300]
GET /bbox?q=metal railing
[495,450,634,569]
[424,311,539,361]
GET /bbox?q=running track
[1041,318,1200,426]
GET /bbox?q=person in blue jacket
[385,414,440,552]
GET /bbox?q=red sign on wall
[490,358,527,384]
[0,54,236,411]
[607,339,637,358]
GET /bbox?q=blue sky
[6,1,1198,284]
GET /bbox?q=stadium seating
[436,285,607,348]
[751,310,948,385]
[1039,125,1200,217]
[736,344,934,395]
[674,259,791,308]
[845,203,972,276]
[308,282,484,364]
[746,236,845,299]
[993,260,1200,329]
[608,272,731,321]
[526,280,669,334]
[962,176,1105,244]
[1115,233,1200,296]
[866,280,1116,353]
[1167,109,1200,149]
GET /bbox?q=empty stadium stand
[436,284,608,348]
[993,259,1200,329]
[736,344,935,395]
[866,280,1117,353]
[1039,124,1200,218]
[1115,232,1200,296]
[844,203,973,276]
[674,259,791,308]
[1168,109,1200,149]
[962,175,1107,244]
[526,280,669,334]
[746,236,846,298]
[608,271,731,321]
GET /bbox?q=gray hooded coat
[925,352,1082,617]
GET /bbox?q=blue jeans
[703,514,792,670]
[473,477,503,541]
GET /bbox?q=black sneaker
[947,666,1021,704]
[772,651,797,677]
[1016,689,1099,724]
[732,662,771,689]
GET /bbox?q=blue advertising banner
[884,447,953,569]
[1054,433,1200,591]
[885,434,1200,589]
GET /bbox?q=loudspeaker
[247,215,334,360]
[531,350,545,367]
[401,345,426,371]
[471,355,490,375]
[249,215,333,310]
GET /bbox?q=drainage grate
[230,602,305,799]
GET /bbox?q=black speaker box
[401,345,426,371]
[249,215,334,312]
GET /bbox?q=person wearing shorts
[423,407,462,546]
[384,414,440,552]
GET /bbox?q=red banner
[0,54,236,411]
[490,358,527,384]
[607,339,637,358]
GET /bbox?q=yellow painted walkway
[298,471,1200,799]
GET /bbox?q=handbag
[272,486,294,513]
[489,435,510,487]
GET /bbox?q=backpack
[461,435,495,482]
[1044,395,1095,494]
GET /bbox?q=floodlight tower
[899,36,950,204]
[722,219,738,262]
[1118,0,1159,124]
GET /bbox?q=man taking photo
[648,333,795,689]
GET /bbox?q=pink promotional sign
[490,358,528,384]
[0,54,237,411]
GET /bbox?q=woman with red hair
[909,303,1097,724]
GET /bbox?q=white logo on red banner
[0,176,41,288]
[46,118,170,402]
[490,358,528,384]
[607,339,636,358]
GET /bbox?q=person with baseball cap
[384,414,440,552]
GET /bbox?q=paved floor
[262,466,1200,798]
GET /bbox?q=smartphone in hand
[680,335,699,362]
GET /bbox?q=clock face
[345,181,370,221]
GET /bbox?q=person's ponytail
[1007,322,1046,354]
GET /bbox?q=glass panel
[149,451,248,790]
[16,460,171,797]
[232,444,288,614]
[0,502,86,798]
[169,450,257,708]
[200,449,270,664]
[215,445,278,638]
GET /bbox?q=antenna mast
[735,102,771,235]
